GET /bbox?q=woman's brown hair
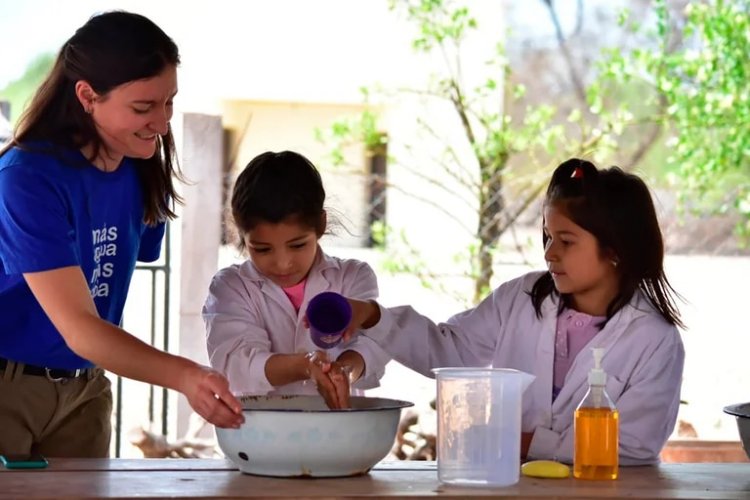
[0,11,183,224]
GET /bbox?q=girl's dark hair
[231,151,326,251]
[529,158,684,328]
[0,10,182,225]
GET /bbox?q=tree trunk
[475,163,505,303]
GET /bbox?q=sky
[0,0,609,127]
[0,0,587,92]
[0,0,139,88]
[0,0,415,107]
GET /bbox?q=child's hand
[341,298,381,342]
[304,350,332,378]
[326,362,352,409]
[304,350,344,409]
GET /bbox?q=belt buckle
[44,367,80,382]
[44,367,65,382]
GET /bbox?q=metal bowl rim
[234,394,414,413]
[722,402,750,418]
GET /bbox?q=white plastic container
[432,368,535,487]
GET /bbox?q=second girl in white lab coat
[343,158,685,465]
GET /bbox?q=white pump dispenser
[589,348,607,386]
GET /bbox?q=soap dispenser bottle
[573,347,619,480]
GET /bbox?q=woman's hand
[341,298,381,342]
[177,364,244,429]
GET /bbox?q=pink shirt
[552,309,605,400]
[282,279,307,312]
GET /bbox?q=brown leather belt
[0,357,89,381]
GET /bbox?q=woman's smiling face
[85,65,177,168]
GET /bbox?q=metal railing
[113,224,172,457]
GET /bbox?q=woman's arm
[24,266,243,428]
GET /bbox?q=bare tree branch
[448,77,478,148]
[575,0,584,35]
[415,117,480,191]
[387,180,475,235]
[396,149,478,212]
[624,7,685,170]
[626,95,667,169]
[540,0,588,105]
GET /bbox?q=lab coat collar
[236,245,337,287]
[236,247,339,320]
[548,289,654,412]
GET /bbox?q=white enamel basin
[216,395,413,477]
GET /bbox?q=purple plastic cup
[306,292,352,349]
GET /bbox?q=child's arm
[203,268,283,396]
[521,432,534,460]
[263,352,320,386]
[204,269,351,408]
[335,350,365,383]
[334,262,391,389]
[342,284,507,378]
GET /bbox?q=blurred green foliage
[599,0,750,240]
[319,1,750,302]
[317,0,628,304]
[0,53,55,124]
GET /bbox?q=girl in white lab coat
[202,151,390,409]
[343,158,685,465]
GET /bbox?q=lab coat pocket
[605,374,627,400]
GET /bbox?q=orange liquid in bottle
[573,407,619,480]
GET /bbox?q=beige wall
[221,100,371,248]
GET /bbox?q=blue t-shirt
[0,145,165,369]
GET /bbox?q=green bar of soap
[521,460,571,478]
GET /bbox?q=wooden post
[171,112,224,439]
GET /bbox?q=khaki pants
[0,360,112,458]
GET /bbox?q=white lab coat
[203,248,391,396]
[363,271,684,465]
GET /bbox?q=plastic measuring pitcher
[432,367,535,487]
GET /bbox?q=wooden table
[1,459,748,499]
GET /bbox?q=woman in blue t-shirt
[0,11,243,458]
